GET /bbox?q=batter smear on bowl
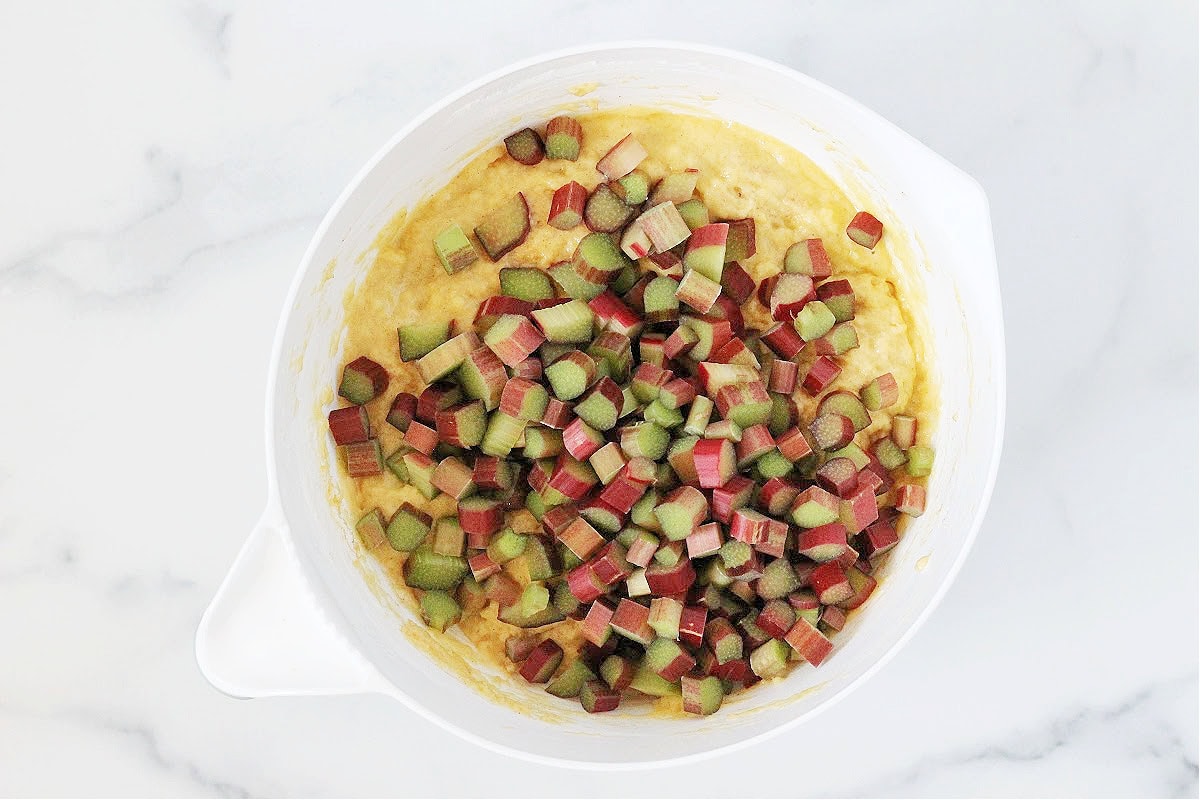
[327,109,936,715]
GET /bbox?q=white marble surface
[1,1,1196,796]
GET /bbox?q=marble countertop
[1,1,1195,796]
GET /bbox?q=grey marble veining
[0,0,1195,796]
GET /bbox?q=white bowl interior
[269,45,1003,766]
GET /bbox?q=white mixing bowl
[196,42,1004,769]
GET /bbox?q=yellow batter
[334,108,935,700]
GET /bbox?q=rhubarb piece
[420,590,462,633]
[385,392,418,432]
[809,414,855,452]
[648,596,684,640]
[503,126,544,165]
[580,679,621,712]
[522,426,565,461]
[398,321,451,362]
[620,422,670,461]
[497,595,566,628]
[692,438,736,489]
[892,415,918,449]
[785,617,834,666]
[749,638,791,679]
[839,487,879,535]
[433,223,479,274]
[663,325,699,361]
[556,516,604,561]
[784,238,833,278]
[431,401,484,449]
[817,279,856,322]
[328,405,370,445]
[458,578,489,615]
[683,223,728,282]
[484,574,522,608]
[486,528,528,564]
[760,321,805,360]
[754,557,798,600]
[434,455,475,501]
[338,356,388,405]
[840,565,878,610]
[539,398,573,431]
[665,437,699,485]
[612,168,650,205]
[770,273,817,321]
[711,475,754,524]
[416,382,462,423]
[596,133,647,180]
[591,540,633,584]
[714,382,773,429]
[474,192,530,261]
[403,544,468,591]
[610,598,654,644]
[484,314,545,367]
[416,331,481,384]
[550,261,606,301]
[532,298,594,343]
[675,268,722,313]
[545,658,596,699]
[830,441,871,470]
[795,300,836,342]
[645,558,697,595]
[768,359,799,395]
[754,450,792,480]
[857,464,887,497]
[519,639,564,684]
[431,517,465,558]
[802,355,842,395]
[344,440,383,477]
[868,437,906,472]
[468,551,501,582]
[519,583,551,618]
[796,522,854,563]
[756,598,796,639]
[650,170,699,204]
[734,424,776,469]
[675,198,709,231]
[846,210,883,249]
[895,483,927,516]
[697,361,759,395]
[625,529,659,569]
[642,275,681,323]
[587,330,634,381]
[758,477,800,517]
[811,322,860,357]
[644,250,684,278]
[683,394,714,436]
[544,351,596,402]
[599,654,635,690]
[584,442,625,486]
[475,296,535,333]
[820,605,847,633]
[497,378,548,422]
[585,183,635,233]
[457,348,505,412]
[653,540,684,568]
[628,665,682,697]
[791,485,840,528]
[681,523,721,561]
[729,507,768,546]
[706,617,743,664]
[619,222,652,261]
[355,509,387,549]
[573,376,623,431]
[588,291,643,339]
[645,637,695,682]
[505,634,540,663]
[549,455,599,501]
[808,561,852,605]
[906,445,935,477]
[545,115,582,160]
[711,338,759,369]
[573,232,630,284]
[817,457,859,498]
[723,217,756,262]
[631,362,671,403]
[400,451,439,499]
[579,598,616,647]
[499,266,555,302]
[477,409,525,457]
[457,497,502,546]
[636,202,691,252]
[654,485,709,541]
[817,390,872,432]
[580,497,624,535]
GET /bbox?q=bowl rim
[261,40,1007,770]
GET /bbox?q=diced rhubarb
[817,456,859,497]
[435,401,487,449]
[711,475,754,524]
[499,266,555,302]
[385,392,418,432]
[839,566,878,609]
[808,561,853,605]
[645,637,695,681]
[645,558,697,596]
[474,192,530,261]
[757,275,778,309]
[760,321,805,360]
[581,599,616,646]
[545,181,588,231]
[653,485,709,541]
[574,375,623,431]
[504,127,544,165]
[675,268,722,314]
[596,133,648,180]
[588,442,628,485]
[729,507,769,546]
[685,522,724,560]
[548,455,599,501]
[645,250,684,277]
[796,522,854,563]
[339,356,388,405]
[770,274,817,321]
[683,223,728,282]
[588,291,643,338]
[557,516,605,561]
[540,397,574,430]
[648,596,684,640]
[416,331,481,384]
[795,300,836,342]
[343,439,382,477]
[468,551,502,582]
[473,295,535,332]
[734,424,775,470]
[784,238,833,278]
[433,224,479,274]
[416,382,462,423]
[785,618,834,666]
[756,598,796,639]
[484,314,545,368]
[328,405,370,445]
[650,170,699,204]
[768,359,799,394]
[642,275,681,323]
[585,183,635,233]
[817,279,856,322]
[810,322,860,357]
[756,477,799,517]
[532,298,595,343]
[846,210,884,249]
[457,496,503,545]
[711,338,758,369]
[895,483,927,516]
[776,429,813,468]
[566,563,606,604]
[580,680,621,713]
[714,381,773,429]
[802,356,843,395]
[892,415,918,449]
[620,422,670,462]
[817,390,872,432]
[610,598,654,644]
[692,438,736,489]
[403,421,439,455]
[856,519,899,560]
[839,487,879,535]
[636,202,691,252]
[724,217,756,262]
[791,485,840,528]
[545,115,583,161]
[638,332,667,366]
[519,639,564,683]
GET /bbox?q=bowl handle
[195,507,387,698]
